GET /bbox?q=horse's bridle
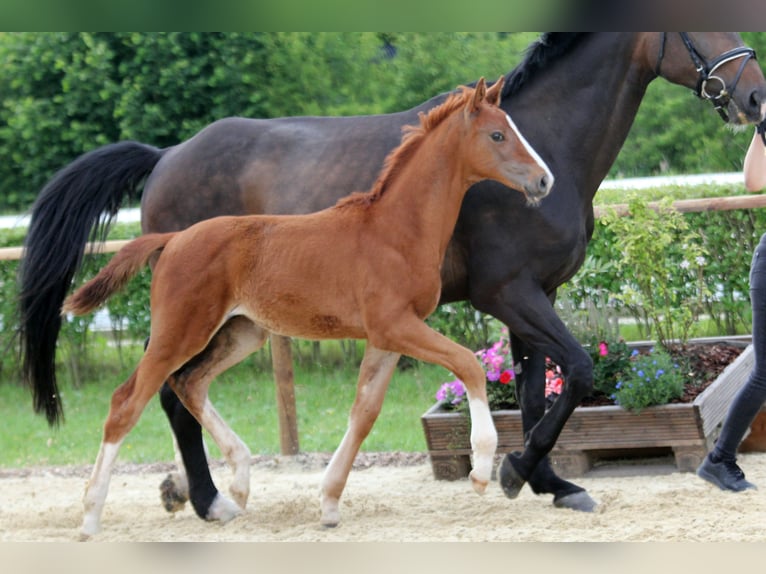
[655,32,757,122]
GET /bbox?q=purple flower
[436,379,466,406]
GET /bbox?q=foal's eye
[491,131,505,142]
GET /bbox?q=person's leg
[698,233,766,491]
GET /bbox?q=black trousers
[713,232,766,461]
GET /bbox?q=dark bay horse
[62,79,552,536]
[19,33,766,520]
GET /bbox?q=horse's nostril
[540,175,550,194]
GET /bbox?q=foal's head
[348,77,554,209]
[448,77,554,205]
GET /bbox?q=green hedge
[559,187,763,343]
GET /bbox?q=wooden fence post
[269,333,300,455]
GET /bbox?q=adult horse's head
[459,77,554,205]
[650,32,766,124]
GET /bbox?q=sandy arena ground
[2,451,766,542]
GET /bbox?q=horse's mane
[501,33,590,99]
[335,86,475,209]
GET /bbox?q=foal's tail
[63,233,174,316]
[18,141,165,426]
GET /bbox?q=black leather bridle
[655,32,757,122]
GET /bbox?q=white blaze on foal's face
[504,112,555,189]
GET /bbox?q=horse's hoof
[553,490,597,512]
[205,494,243,523]
[159,473,188,513]
[469,471,489,495]
[320,510,340,528]
[498,452,526,499]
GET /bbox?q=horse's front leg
[509,334,596,511]
[321,345,400,526]
[370,316,498,493]
[471,281,596,510]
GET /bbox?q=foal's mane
[334,86,475,209]
[501,32,590,99]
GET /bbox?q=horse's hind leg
[320,344,400,527]
[167,316,269,521]
[81,355,179,538]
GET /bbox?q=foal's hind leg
[167,316,270,521]
[320,345,400,526]
[81,353,184,538]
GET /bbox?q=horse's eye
[491,131,505,142]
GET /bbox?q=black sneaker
[697,454,756,492]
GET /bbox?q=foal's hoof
[320,509,341,528]
[205,494,243,524]
[469,471,489,495]
[498,452,526,499]
[159,473,189,513]
[553,490,598,513]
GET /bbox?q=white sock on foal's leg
[81,440,122,538]
[467,398,498,493]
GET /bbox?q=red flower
[499,370,514,384]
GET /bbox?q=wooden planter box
[421,344,754,480]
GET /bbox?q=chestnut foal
[63,77,553,537]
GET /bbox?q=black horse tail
[18,141,166,426]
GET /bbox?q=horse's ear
[485,76,504,106]
[470,77,487,113]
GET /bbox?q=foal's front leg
[374,316,498,493]
[320,345,400,526]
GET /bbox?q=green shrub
[583,336,632,399]
[600,195,709,349]
[612,348,686,412]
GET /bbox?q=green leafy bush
[600,195,709,349]
[583,336,632,399]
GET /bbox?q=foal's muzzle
[526,172,554,204]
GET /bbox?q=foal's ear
[485,76,504,106]
[470,77,487,113]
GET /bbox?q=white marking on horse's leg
[466,397,498,494]
[206,493,244,523]
[320,347,399,527]
[81,440,122,538]
[198,397,252,510]
[319,438,346,527]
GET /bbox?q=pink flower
[544,358,564,397]
[436,379,466,406]
[545,376,563,397]
[598,341,609,357]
